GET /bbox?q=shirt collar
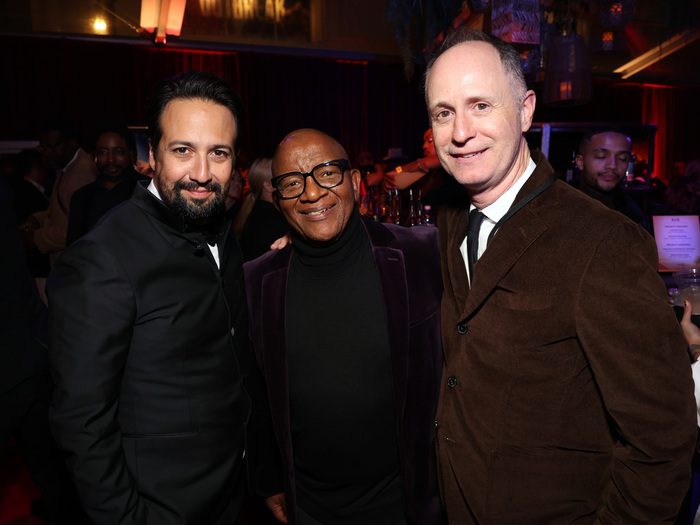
[24,177,45,194]
[63,148,81,171]
[472,157,537,223]
[147,179,161,200]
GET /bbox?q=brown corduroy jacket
[436,151,696,525]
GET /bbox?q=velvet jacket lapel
[364,219,410,418]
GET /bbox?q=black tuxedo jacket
[48,182,274,524]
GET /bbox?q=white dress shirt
[460,158,537,284]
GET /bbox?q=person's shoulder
[381,221,439,245]
[547,181,651,245]
[69,149,98,173]
[71,180,100,200]
[243,244,290,276]
[556,181,632,220]
[78,197,143,242]
[365,220,441,268]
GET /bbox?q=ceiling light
[94,18,107,32]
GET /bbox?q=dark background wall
[0,34,429,165]
[2,34,699,178]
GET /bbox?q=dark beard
[160,179,227,223]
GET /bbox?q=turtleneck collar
[291,208,366,272]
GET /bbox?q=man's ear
[520,90,536,133]
[263,179,274,194]
[350,169,362,202]
[148,139,156,173]
[272,191,281,212]
[575,154,584,171]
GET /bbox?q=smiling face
[95,132,135,185]
[272,129,361,246]
[576,132,632,193]
[427,41,535,207]
[149,98,236,223]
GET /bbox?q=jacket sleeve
[33,203,68,255]
[35,159,96,255]
[576,221,696,524]
[48,239,148,524]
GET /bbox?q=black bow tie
[185,224,219,247]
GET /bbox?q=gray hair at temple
[247,157,273,197]
[146,70,244,158]
[424,28,528,109]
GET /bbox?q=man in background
[235,157,289,261]
[573,127,646,226]
[66,122,145,244]
[20,117,98,264]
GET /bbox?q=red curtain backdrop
[640,84,679,183]
[0,34,428,165]
[2,34,699,175]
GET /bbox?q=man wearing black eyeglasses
[244,128,444,525]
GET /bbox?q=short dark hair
[578,127,631,154]
[93,122,137,153]
[146,70,244,157]
[424,28,527,106]
[39,116,77,143]
[17,148,43,176]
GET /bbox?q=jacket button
[447,376,458,388]
[457,323,468,334]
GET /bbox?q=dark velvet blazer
[244,216,445,525]
[436,151,697,525]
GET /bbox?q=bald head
[271,128,361,246]
[272,128,349,177]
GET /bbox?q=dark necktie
[467,209,485,284]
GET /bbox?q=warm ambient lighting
[543,34,592,107]
[198,0,286,22]
[614,28,700,79]
[140,0,187,43]
[94,18,107,32]
[602,31,614,51]
[599,0,635,29]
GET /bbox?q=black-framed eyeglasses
[271,159,350,200]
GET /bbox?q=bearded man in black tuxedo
[48,71,280,524]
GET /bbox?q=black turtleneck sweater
[286,211,403,525]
